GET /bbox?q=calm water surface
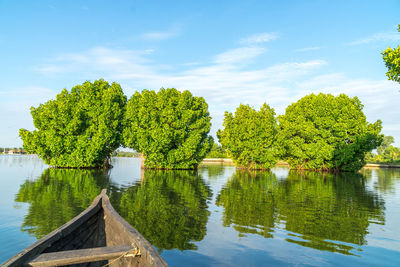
[1,155,400,266]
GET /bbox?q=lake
[1,155,400,266]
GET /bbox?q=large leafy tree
[217,103,279,170]
[19,79,126,168]
[279,93,382,171]
[383,24,400,83]
[123,88,213,169]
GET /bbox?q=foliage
[15,168,111,238]
[217,103,279,170]
[377,135,395,155]
[366,149,400,164]
[112,150,141,157]
[20,80,126,168]
[117,170,211,251]
[19,79,126,168]
[206,143,228,158]
[123,88,213,169]
[216,170,384,255]
[278,93,382,171]
[382,25,400,83]
[365,135,400,164]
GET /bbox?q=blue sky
[0,0,399,147]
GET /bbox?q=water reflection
[15,168,111,238]
[116,170,212,251]
[15,168,212,252]
[216,170,385,255]
[361,168,400,194]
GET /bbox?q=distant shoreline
[201,158,400,169]
[2,154,399,169]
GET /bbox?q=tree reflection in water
[15,168,111,238]
[15,168,212,252]
[216,170,385,255]
[117,170,212,251]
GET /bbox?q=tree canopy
[278,93,382,171]
[19,79,126,168]
[382,24,400,83]
[123,88,213,169]
[377,135,395,155]
[217,103,279,170]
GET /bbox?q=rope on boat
[102,244,141,267]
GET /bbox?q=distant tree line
[0,147,25,154]
[366,136,400,164]
[112,150,142,158]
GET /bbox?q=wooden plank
[28,244,135,267]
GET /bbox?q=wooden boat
[3,189,168,267]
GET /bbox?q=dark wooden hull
[3,189,168,267]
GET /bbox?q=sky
[0,0,399,147]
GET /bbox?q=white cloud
[295,46,322,52]
[213,47,266,65]
[348,32,400,45]
[141,26,180,41]
[240,32,278,45]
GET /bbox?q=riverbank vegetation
[206,143,228,158]
[366,136,400,165]
[112,150,141,157]
[0,147,26,154]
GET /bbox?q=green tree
[383,25,400,83]
[206,142,228,158]
[377,135,395,155]
[19,79,127,168]
[383,146,400,162]
[217,104,278,170]
[123,88,213,169]
[279,93,382,171]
